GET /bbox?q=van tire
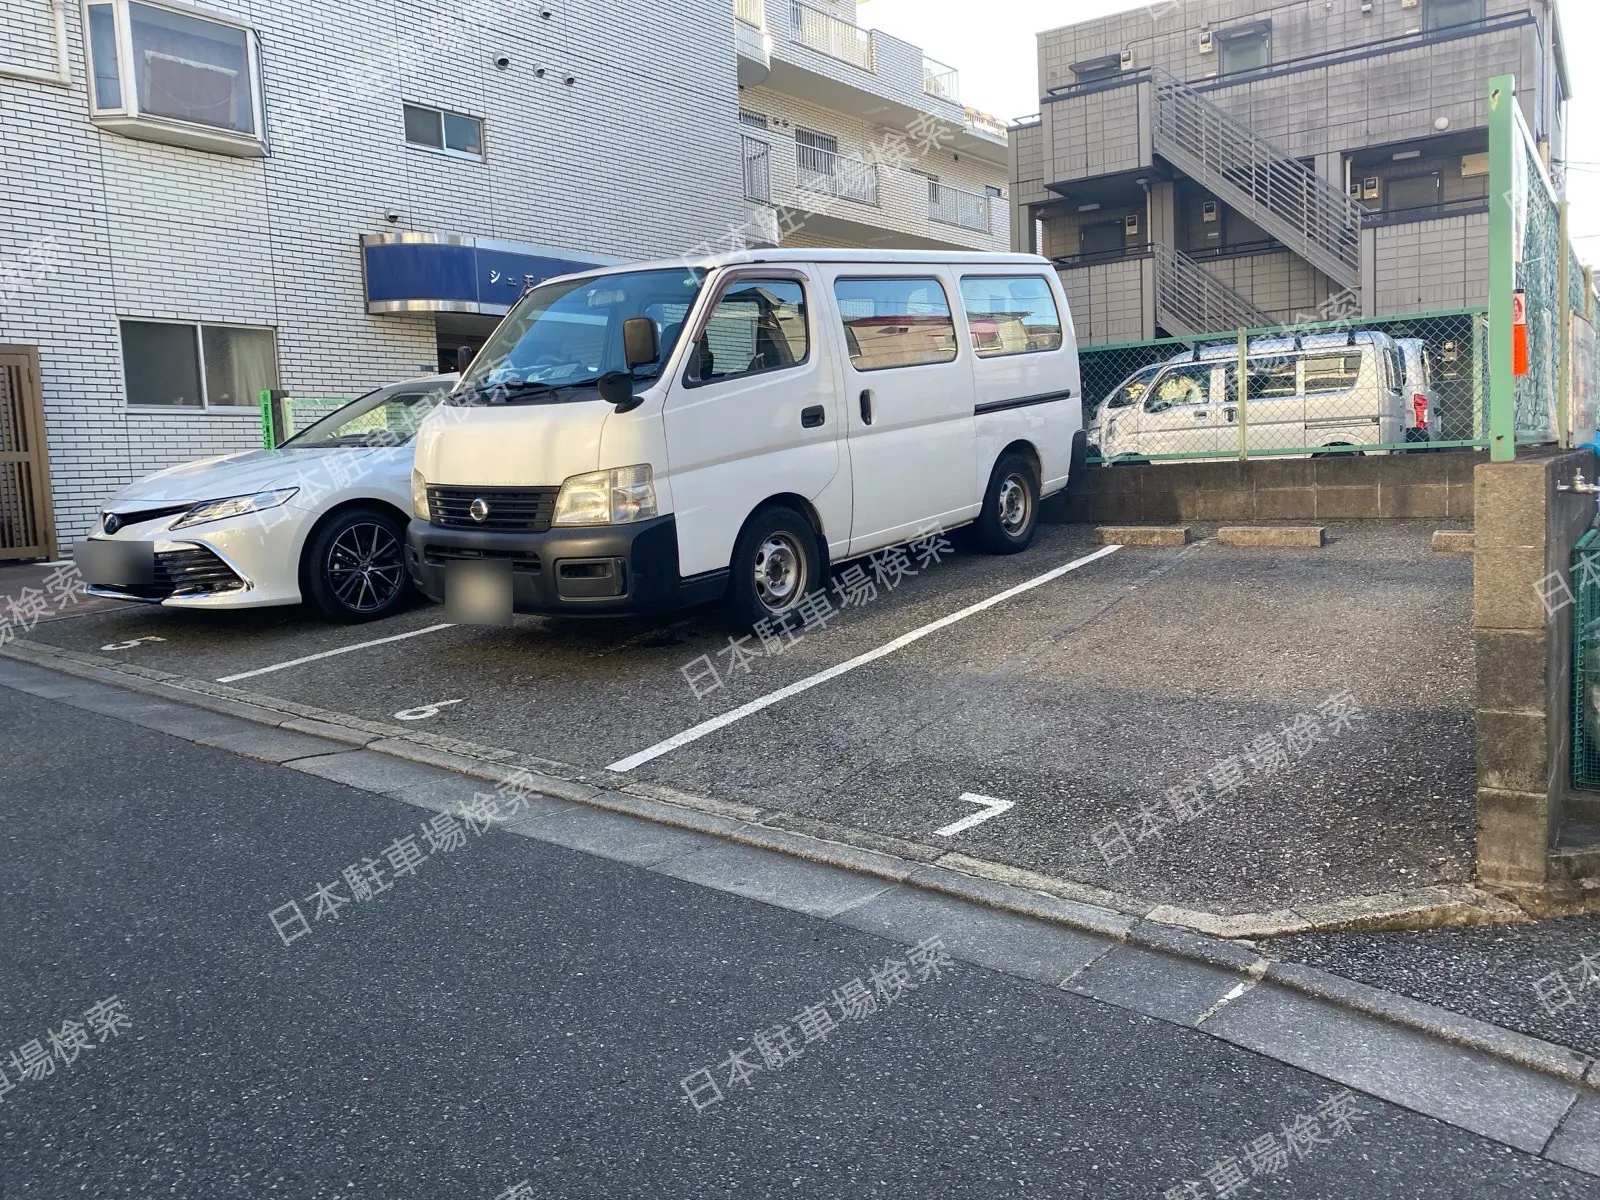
[727,505,822,631]
[974,453,1039,555]
[301,506,413,623]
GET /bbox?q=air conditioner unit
[1120,49,1134,70]
[1124,214,1140,235]
[1202,200,1219,223]
[1362,176,1381,200]
[1198,30,1214,53]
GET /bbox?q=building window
[959,276,1063,358]
[83,0,265,157]
[1218,23,1271,75]
[1425,0,1484,31]
[120,320,279,409]
[832,278,959,371]
[403,103,485,160]
[985,184,1004,198]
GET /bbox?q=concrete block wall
[1051,450,1481,525]
[1474,448,1597,894]
[0,0,749,544]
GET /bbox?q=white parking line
[606,544,1123,773]
[216,623,457,683]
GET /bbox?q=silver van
[1090,330,1407,460]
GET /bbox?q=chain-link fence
[1487,72,1598,458]
[259,391,353,448]
[1080,309,1486,464]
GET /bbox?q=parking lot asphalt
[12,519,1475,917]
[5,690,1595,1200]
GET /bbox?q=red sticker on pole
[1513,288,1530,378]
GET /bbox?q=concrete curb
[3,637,1594,1101]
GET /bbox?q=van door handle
[801,405,825,428]
[1223,407,1237,423]
[860,389,874,425]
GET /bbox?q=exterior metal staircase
[1151,68,1363,291]
[1153,242,1274,337]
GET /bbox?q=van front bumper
[406,514,714,616]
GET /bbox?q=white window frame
[120,316,279,412]
[402,102,486,163]
[82,0,267,158]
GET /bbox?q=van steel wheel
[302,507,413,623]
[974,452,1040,555]
[728,505,822,631]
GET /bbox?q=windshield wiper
[452,378,603,406]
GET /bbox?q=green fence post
[1487,73,1517,462]
[257,388,274,450]
[1236,327,1248,460]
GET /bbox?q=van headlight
[412,468,430,521]
[552,465,658,526]
[170,488,298,530]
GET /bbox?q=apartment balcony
[761,1,1006,167]
[740,130,1008,252]
[734,0,772,86]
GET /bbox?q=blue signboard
[361,235,621,315]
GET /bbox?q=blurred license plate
[445,559,513,626]
[74,539,155,587]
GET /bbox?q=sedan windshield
[452,267,706,405]
[285,380,454,448]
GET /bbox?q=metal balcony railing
[735,0,765,27]
[789,1,874,71]
[796,145,878,206]
[928,183,989,233]
[923,55,959,102]
[742,135,771,204]
[1151,67,1362,289]
[1151,242,1275,337]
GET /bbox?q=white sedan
[75,375,456,622]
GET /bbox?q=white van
[1396,337,1435,445]
[1090,330,1406,461]
[405,250,1080,629]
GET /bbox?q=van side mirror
[622,317,659,370]
[454,345,474,373]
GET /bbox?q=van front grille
[427,486,560,532]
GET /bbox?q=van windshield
[451,267,707,405]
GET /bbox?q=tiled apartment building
[1008,0,1571,346]
[732,0,1011,255]
[0,0,1005,558]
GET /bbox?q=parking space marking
[394,699,464,721]
[933,793,1015,838]
[215,623,457,683]
[606,545,1124,773]
[101,636,167,651]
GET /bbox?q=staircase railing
[1151,68,1362,289]
[1153,243,1275,336]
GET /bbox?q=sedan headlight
[170,488,298,530]
[412,468,430,522]
[552,465,658,526]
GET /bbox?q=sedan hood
[106,448,375,510]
